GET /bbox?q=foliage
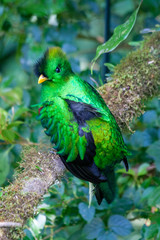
[91,0,142,73]
[0,0,160,239]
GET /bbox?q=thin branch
[0,222,22,228]
[77,33,104,43]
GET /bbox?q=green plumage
[35,47,129,205]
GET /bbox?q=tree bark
[0,32,160,240]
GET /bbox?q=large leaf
[97,231,117,240]
[1,129,16,143]
[141,187,155,201]
[28,214,46,239]
[108,215,133,236]
[129,130,152,150]
[69,229,87,240]
[78,202,95,222]
[91,1,142,73]
[142,224,158,239]
[111,198,133,214]
[148,186,160,207]
[83,218,105,239]
[13,107,29,121]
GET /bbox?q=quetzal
[34,47,129,205]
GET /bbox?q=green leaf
[138,163,150,176]
[69,229,86,240]
[64,215,70,225]
[129,130,152,150]
[91,0,142,73]
[13,107,29,120]
[141,187,155,201]
[147,140,160,171]
[1,87,22,105]
[117,168,135,177]
[7,121,23,129]
[0,108,8,127]
[112,198,133,214]
[0,150,10,185]
[38,202,54,210]
[23,228,34,240]
[108,215,133,236]
[65,224,84,237]
[36,214,46,230]
[83,218,105,239]
[50,182,65,196]
[45,213,56,222]
[143,224,158,239]
[1,129,16,142]
[28,215,46,238]
[148,186,160,207]
[22,236,32,240]
[128,41,142,47]
[143,110,157,126]
[28,219,40,237]
[97,231,117,240]
[78,202,95,222]
[104,63,115,72]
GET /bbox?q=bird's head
[34,47,72,85]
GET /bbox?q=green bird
[34,47,129,205]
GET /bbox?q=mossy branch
[0,148,65,239]
[0,32,160,240]
[99,32,160,132]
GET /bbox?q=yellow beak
[38,74,48,84]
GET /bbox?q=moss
[0,145,65,239]
[99,32,160,133]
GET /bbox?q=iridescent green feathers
[35,47,129,204]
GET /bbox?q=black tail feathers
[123,156,129,172]
[95,168,116,205]
[95,156,129,205]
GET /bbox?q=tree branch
[0,222,22,228]
[0,32,160,239]
[99,32,160,132]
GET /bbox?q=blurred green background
[0,0,160,239]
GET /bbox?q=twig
[0,222,22,228]
[77,33,104,43]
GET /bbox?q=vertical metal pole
[103,0,110,82]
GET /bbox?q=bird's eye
[56,67,61,73]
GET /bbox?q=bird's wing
[38,98,81,161]
[64,95,129,170]
[38,97,99,163]
[38,97,107,183]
